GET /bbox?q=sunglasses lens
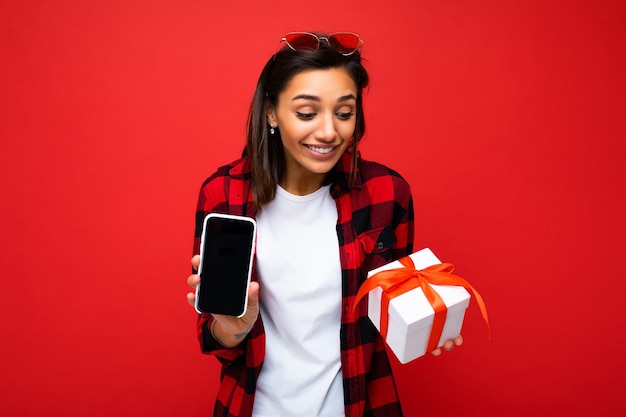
[285,33,319,51]
[328,33,361,54]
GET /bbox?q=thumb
[247,281,260,306]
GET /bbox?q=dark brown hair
[245,35,369,208]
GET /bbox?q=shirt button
[377,242,384,250]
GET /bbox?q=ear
[266,103,278,127]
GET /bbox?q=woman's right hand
[186,255,260,348]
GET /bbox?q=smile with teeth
[306,145,335,154]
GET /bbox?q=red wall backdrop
[2,1,625,416]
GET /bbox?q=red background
[2,1,625,416]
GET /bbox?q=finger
[191,254,200,272]
[187,273,200,289]
[247,281,260,306]
[186,292,196,307]
[431,347,442,356]
[443,340,455,351]
[454,334,464,347]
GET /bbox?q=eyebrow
[292,94,357,102]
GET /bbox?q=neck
[279,172,327,196]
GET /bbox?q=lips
[305,144,335,154]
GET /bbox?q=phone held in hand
[195,213,257,317]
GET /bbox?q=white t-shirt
[252,184,344,417]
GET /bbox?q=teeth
[307,145,334,154]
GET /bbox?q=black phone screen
[197,215,255,316]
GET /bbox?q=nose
[314,113,337,142]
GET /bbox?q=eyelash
[296,112,355,121]
[296,112,315,120]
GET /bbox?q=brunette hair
[245,34,369,208]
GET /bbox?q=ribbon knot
[354,255,490,353]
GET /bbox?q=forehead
[280,67,357,99]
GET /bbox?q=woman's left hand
[430,335,463,356]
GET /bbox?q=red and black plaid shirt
[193,152,414,417]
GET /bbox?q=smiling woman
[266,68,357,195]
[3,1,624,416]
[184,32,461,417]
[247,33,370,208]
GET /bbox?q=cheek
[280,118,311,138]
[338,120,357,139]
[280,127,307,146]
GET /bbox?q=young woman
[186,32,462,417]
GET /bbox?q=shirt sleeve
[192,170,247,362]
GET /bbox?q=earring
[269,124,276,135]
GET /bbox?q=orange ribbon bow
[354,256,490,352]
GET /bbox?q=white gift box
[367,248,471,364]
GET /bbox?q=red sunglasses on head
[279,32,363,56]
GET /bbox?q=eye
[336,111,354,121]
[296,111,316,120]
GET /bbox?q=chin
[307,160,341,175]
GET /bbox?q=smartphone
[195,213,257,317]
